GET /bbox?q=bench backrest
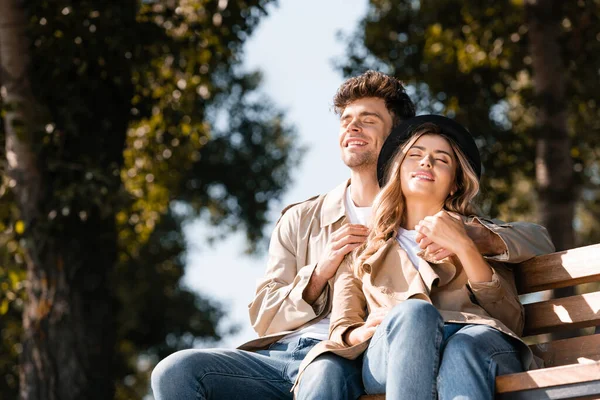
[513,243,600,367]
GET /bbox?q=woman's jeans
[151,336,364,400]
[363,299,523,400]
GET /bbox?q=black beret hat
[377,114,482,187]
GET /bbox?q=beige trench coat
[293,238,543,390]
[241,180,554,353]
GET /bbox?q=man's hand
[414,231,455,261]
[414,213,507,260]
[303,224,368,305]
[463,219,507,256]
[345,308,388,346]
[317,224,369,281]
[415,211,471,257]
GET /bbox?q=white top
[396,227,422,270]
[278,185,372,343]
[344,185,372,227]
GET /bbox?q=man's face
[339,97,394,171]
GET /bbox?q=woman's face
[400,134,457,205]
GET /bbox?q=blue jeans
[151,336,364,400]
[363,299,523,400]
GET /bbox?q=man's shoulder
[277,194,323,223]
[276,181,348,225]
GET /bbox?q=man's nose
[347,119,361,131]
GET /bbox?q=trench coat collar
[320,179,350,228]
[362,237,457,290]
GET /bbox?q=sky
[183,0,369,348]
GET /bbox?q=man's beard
[342,150,376,169]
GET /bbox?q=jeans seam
[282,338,318,383]
[431,318,444,400]
[487,349,520,389]
[343,369,363,400]
[198,371,290,383]
[196,371,289,400]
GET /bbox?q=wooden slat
[523,291,600,336]
[496,361,600,393]
[530,334,600,368]
[497,380,600,400]
[360,361,600,400]
[515,244,600,295]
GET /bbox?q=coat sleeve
[470,217,555,263]
[329,259,367,346]
[468,261,525,336]
[248,205,329,337]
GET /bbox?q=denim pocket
[295,337,320,353]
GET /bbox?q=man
[152,71,554,400]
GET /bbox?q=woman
[295,115,535,400]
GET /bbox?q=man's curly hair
[333,70,415,126]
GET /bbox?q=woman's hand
[415,211,473,256]
[344,308,388,346]
[416,210,493,283]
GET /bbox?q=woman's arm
[415,211,524,334]
[467,262,525,335]
[416,211,493,282]
[329,258,370,346]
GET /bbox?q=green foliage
[0,0,299,398]
[339,0,600,243]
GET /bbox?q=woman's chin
[404,188,446,202]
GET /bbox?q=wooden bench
[360,243,600,400]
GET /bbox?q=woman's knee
[444,325,516,358]
[382,299,441,332]
[442,324,522,375]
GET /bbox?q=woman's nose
[420,155,432,167]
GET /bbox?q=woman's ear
[450,184,458,196]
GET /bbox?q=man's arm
[248,203,368,337]
[416,215,555,263]
[466,217,556,263]
[248,206,323,337]
[302,224,368,304]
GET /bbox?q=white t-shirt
[396,227,422,270]
[278,185,372,343]
[344,185,372,227]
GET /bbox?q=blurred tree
[526,0,574,252]
[338,0,600,248]
[0,0,299,399]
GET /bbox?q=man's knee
[303,354,359,381]
[298,354,363,399]
[151,349,218,398]
[152,349,193,397]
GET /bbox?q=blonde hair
[354,123,480,277]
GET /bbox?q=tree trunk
[527,0,575,252]
[0,2,116,399]
[526,0,578,338]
